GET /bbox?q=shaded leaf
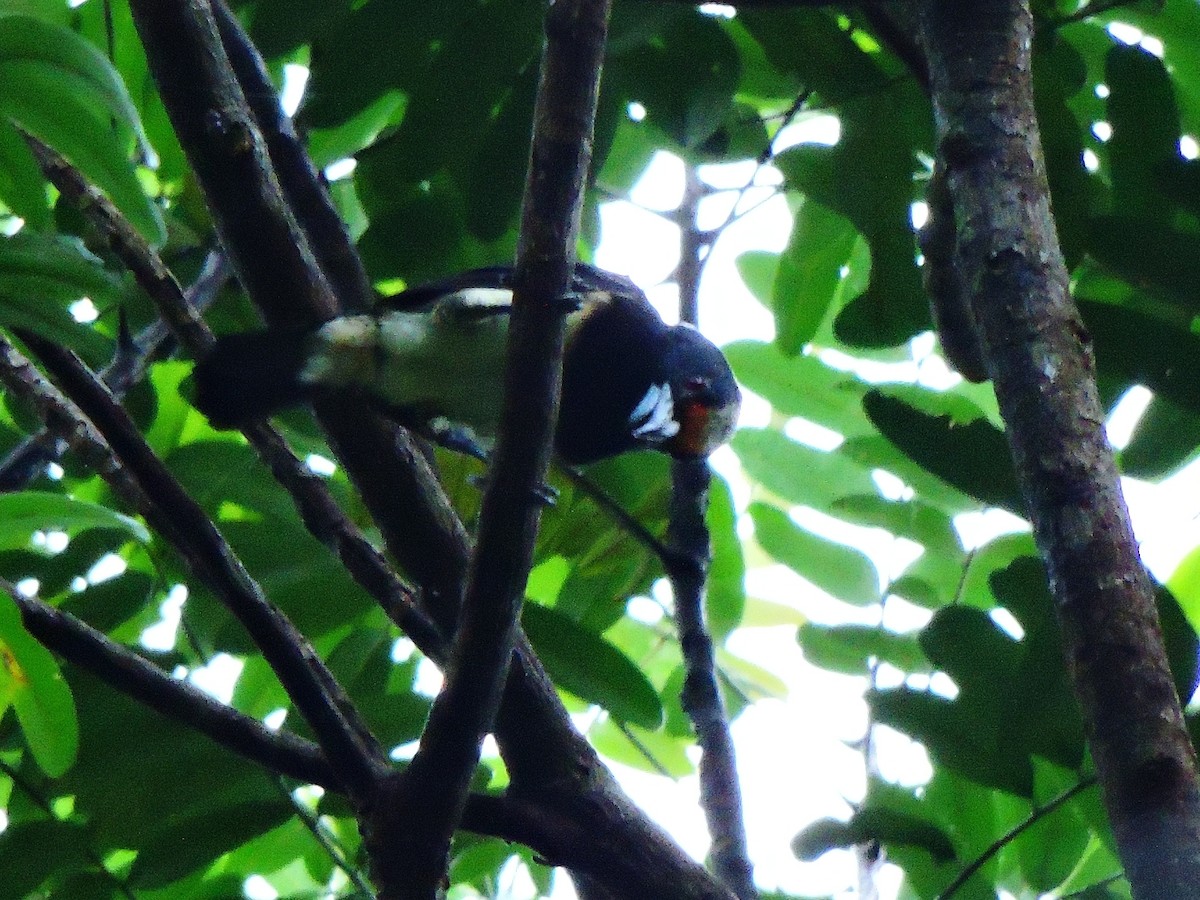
[798,622,926,675]
[863,390,1022,514]
[523,600,663,729]
[0,590,77,776]
[0,492,148,547]
[772,199,858,354]
[750,502,878,606]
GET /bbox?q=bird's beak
[668,394,740,458]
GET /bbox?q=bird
[191,263,740,465]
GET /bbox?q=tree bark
[915,2,1200,896]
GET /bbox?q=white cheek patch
[628,382,680,442]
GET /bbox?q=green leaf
[609,13,740,153]
[792,808,954,864]
[0,16,148,149]
[863,390,1023,514]
[735,250,779,307]
[1083,299,1200,410]
[0,819,89,900]
[1105,43,1181,221]
[0,17,164,243]
[772,199,859,354]
[750,502,879,605]
[1120,395,1200,479]
[1015,760,1094,893]
[732,427,877,511]
[870,684,1034,797]
[798,622,927,675]
[0,491,148,547]
[752,10,931,347]
[0,231,126,356]
[128,800,293,888]
[723,340,871,436]
[0,120,48,229]
[1167,545,1200,638]
[0,591,78,777]
[522,600,663,729]
[1033,33,1094,268]
[706,474,746,638]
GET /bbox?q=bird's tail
[192,329,314,429]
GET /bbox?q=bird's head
[659,324,740,459]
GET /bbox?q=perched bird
[191,264,740,465]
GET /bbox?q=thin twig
[275,778,376,898]
[937,777,1098,900]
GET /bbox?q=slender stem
[667,168,756,900]
[937,778,1098,899]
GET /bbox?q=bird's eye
[684,375,709,393]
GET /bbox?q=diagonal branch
[9,332,388,805]
[209,0,375,314]
[367,1,614,896]
[4,578,340,789]
[28,134,449,667]
[915,2,1200,896]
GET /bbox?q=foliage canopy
[1,1,1200,898]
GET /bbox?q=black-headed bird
[191,264,740,465]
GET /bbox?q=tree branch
[0,249,229,493]
[669,170,755,900]
[127,0,339,327]
[209,0,375,314]
[367,1,613,895]
[11,332,388,805]
[915,2,1200,896]
[4,578,340,790]
[127,4,740,897]
[28,134,450,667]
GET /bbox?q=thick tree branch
[210,0,375,314]
[127,0,338,327]
[367,1,613,896]
[915,2,1200,897]
[11,333,388,805]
